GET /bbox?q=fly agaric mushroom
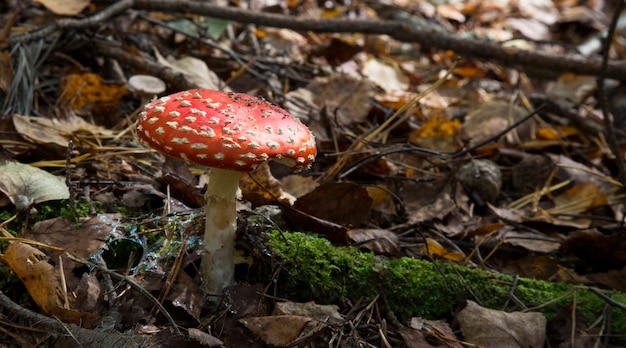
[136,89,316,296]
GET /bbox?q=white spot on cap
[199,127,216,138]
[164,146,173,151]
[154,105,165,113]
[190,108,206,116]
[265,126,273,134]
[209,117,220,124]
[183,91,192,97]
[235,160,247,166]
[178,125,192,132]
[261,109,271,118]
[193,92,202,99]
[297,157,305,164]
[237,136,247,142]
[223,127,236,135]
[169,111,181,117]
[260,153,269,161]
[214,153,225,160]
[239,153,257,159]
[180,100,192,107]
[208,102,222,109]
[171,137,189,144]
[287,149,296,156]
[191,143,208,149]
[155,127,165,135]
[266,140,279,149]
[159,96,170,103]
[185,116,196,123]
[166,121,178,129]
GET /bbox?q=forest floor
[1,0,626,347]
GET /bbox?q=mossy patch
[268,231,626,337]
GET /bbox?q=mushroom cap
[137,89,317,172]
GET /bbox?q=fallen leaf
[0,161,69,210]
[35,0,90,16]
[457,300,546,348]
[13,113,115,147]
[460,100,537,147]
[348,228,399,255]
[361,56,409,92]
[155,51,227,91]
[3,242,97,324]
[422,238,465,262]
[239,315,317,346]
[273,301,344,323]
[293,182,372,227]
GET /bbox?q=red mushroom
[136,89,316,296]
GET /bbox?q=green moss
[269,231,626,337]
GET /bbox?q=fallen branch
[124,0,626,80]
[9,0,626,79]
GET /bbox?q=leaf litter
[0,0,626,346]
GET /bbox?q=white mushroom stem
[200,167,241,296]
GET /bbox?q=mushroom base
[200,168,241,297]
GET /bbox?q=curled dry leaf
[460,100,536,147]
[0,161,69,210]
[273,301,344,323]
[35,0,90,16]
[3,242,98,324]
[155,51,227,91]
[348,228,399,255]
[13,113,115,147]
[239,315,324,347]
[457,300,546,348]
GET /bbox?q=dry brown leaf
[293,182,372,227]
[4,242,58,314]
[168,271,205,321]
[240,162,296,206]
[26,215,116,291]
[35,0,90,15]
[361,57,409,92]
[422,238,464,262]
[457,300,546,348]
[13,113,115,147]
[280,174,319,199]
[239,315,319,346]
[504,230,564,253]
[306,74,374,128]
[273,301,344,323]
[155,51,227,91]
[3,242,97,324]
[461,100,536,147]
[348,228,399,255]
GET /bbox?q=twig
[596,1,626,189]
[6,0,134,47]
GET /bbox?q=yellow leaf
[423,238,465,262]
